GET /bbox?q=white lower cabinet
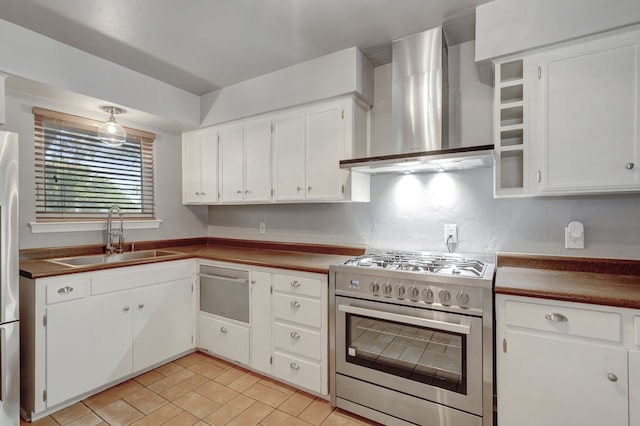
[46,289,132,408]
[198,314,250,366]
[20,260,195,420]
[196,262,328,396]
[497,295,636,426]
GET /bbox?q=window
[33,108,156,221]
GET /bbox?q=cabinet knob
[544,313,568,322]
[138,304,144,309]
[290,331,301,340]
[201,192,206,196]
[220,327,228,333]
[57,286,74,294]
[290,301,301,309]
[195,192,200,196]
[296,186,302,192]
[251,280,256,284]
[607,373,618,382]
[626,162,635,170]
[307,186,312,191]
[236,190,242,194]
[290,280,301,288]
[290,362,300,370]
[123,306,130,312]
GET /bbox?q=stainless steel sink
[47,250,181,267]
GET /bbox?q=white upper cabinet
[182,129,218,204]
[273,113,306,201]
[184,94,369,204]
[532,31,640,194]
[243,120,272,202]
[273,96,370,202]
[494,27,640,197]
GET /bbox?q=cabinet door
[273,114,306,201]
[250,271,271,374]
[500,329,628,426]
[46,292,132,408]
[306,102,344,200]
[182,134,202,204]
[132,279,194,372]
[219,126,244,202]
[244,121,272,202]
[537,35,640,193]
[630,350,640,426]
[199,132,219,203]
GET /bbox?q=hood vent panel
[342,26,494,175]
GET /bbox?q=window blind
[33,108,156,221]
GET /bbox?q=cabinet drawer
[272,294,322,328]
[46,279,88,304]
[273,322,321,360]
[198,314,250,365]
[272,351,321,393]
[505,300,621,342]
[273,274,322,298]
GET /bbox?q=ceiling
[0,0,490,96]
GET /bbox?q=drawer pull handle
[290,280,301,288]
[607,373,618,382]
[290,301,301,309]
[123,306,130,312]
[57,286,74,294]
[544,313,568,322]
[626,162,635,170]
[220,327,228,333]
[290,362,300,370]
[290,331,301,340]
[138,304,144,309]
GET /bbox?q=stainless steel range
[329,251,495,426]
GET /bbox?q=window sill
[29,219,162,234]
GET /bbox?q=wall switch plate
[444,224,458,244]
[565,221,584,249]
[259,223,266,234]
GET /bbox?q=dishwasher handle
[198,273,249,284]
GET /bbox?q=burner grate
[344,251,487,278]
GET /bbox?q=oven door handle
[338,304,470,335]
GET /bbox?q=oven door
[335,296,483,416]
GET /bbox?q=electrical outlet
[259,223,266,234]
[444,224,458,244]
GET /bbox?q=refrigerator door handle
[0,326,5,401]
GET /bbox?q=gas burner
[344,251,488,278]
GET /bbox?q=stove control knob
[408,286,419,300]
[422,288,434,303]
[370,282,380,294]
[456,292,470,306]
[394,285,405,298]
[439,290,451,305]
[383,283,393,297]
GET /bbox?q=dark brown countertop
[20,238,365,279]
[496,253,640,309]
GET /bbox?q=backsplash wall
[208,167,640,259]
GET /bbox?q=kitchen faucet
[105,205,124,254]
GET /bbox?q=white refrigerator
[0,131,19,424]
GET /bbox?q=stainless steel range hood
[341,26,494,175]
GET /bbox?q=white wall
[208,168,640,259]
[2,91,208,249]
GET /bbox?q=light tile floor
[21,351,380,426]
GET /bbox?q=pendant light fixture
[98,106,127,146]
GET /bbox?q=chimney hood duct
[341,26,493,175]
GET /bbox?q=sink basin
[48,250,181,267]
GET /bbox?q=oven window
[346,313,467,394]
